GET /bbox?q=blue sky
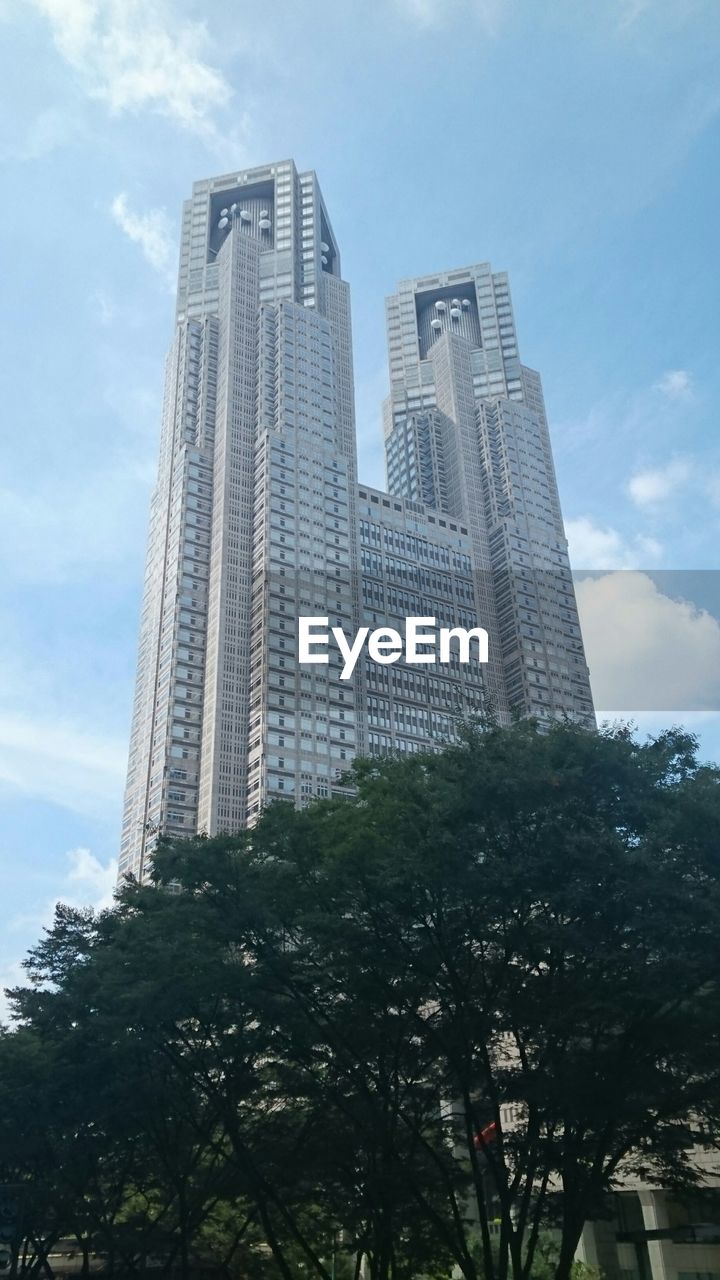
[1,0,719,1004]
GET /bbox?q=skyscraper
[119,160,592,882]
[382,265,593,730]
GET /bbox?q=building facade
[119,160,593,882]
[577,1184,720,1280]
[383,265,592,730]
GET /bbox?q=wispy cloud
[616,0,709,33]
[566,517,661,570]
[0,710,127,818]
[705,473,720,509]
[616,0,652,27]
[627,457,691,507]
[556,369,697,468]
[395,0,509,30]
[558,368,712,553]
[654,368,694,401]
[28,0,232,140]
[90,288,117,326]
[0,104,83,161]
[110,192,176,289]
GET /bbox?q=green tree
[169,719,718,1280]
[111,833,459,1280]
[4,721,720,1280]
[5,903,251,1279]
[245,719,720,1280]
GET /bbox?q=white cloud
[576,571,720,712]
[654,369,694,401]
[566,517,661,570]
[0,710,127,818]
[65,846,117,911]
[27,0,231,138]
[627,457,691,507]
[8,849,118,934]
[110,192,176,288]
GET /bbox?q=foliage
[3,721,720,1280]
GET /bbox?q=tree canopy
[3,720,720,1280]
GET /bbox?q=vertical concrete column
[577,1215,625,1279]
[576,1220,602,1269]
[639,1190,675,1280]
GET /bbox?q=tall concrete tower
[120,160,361,880]
[120,162,593,881]
[383,265,593,725]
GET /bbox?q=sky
[1,0,719,1007]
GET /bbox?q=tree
[4,721,720,1280]
[111,834,460,1280]
[4,903,251,1279]
[235,720,720,1280]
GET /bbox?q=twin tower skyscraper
[119,159,593,881]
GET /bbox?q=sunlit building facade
[119,160,592,881]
